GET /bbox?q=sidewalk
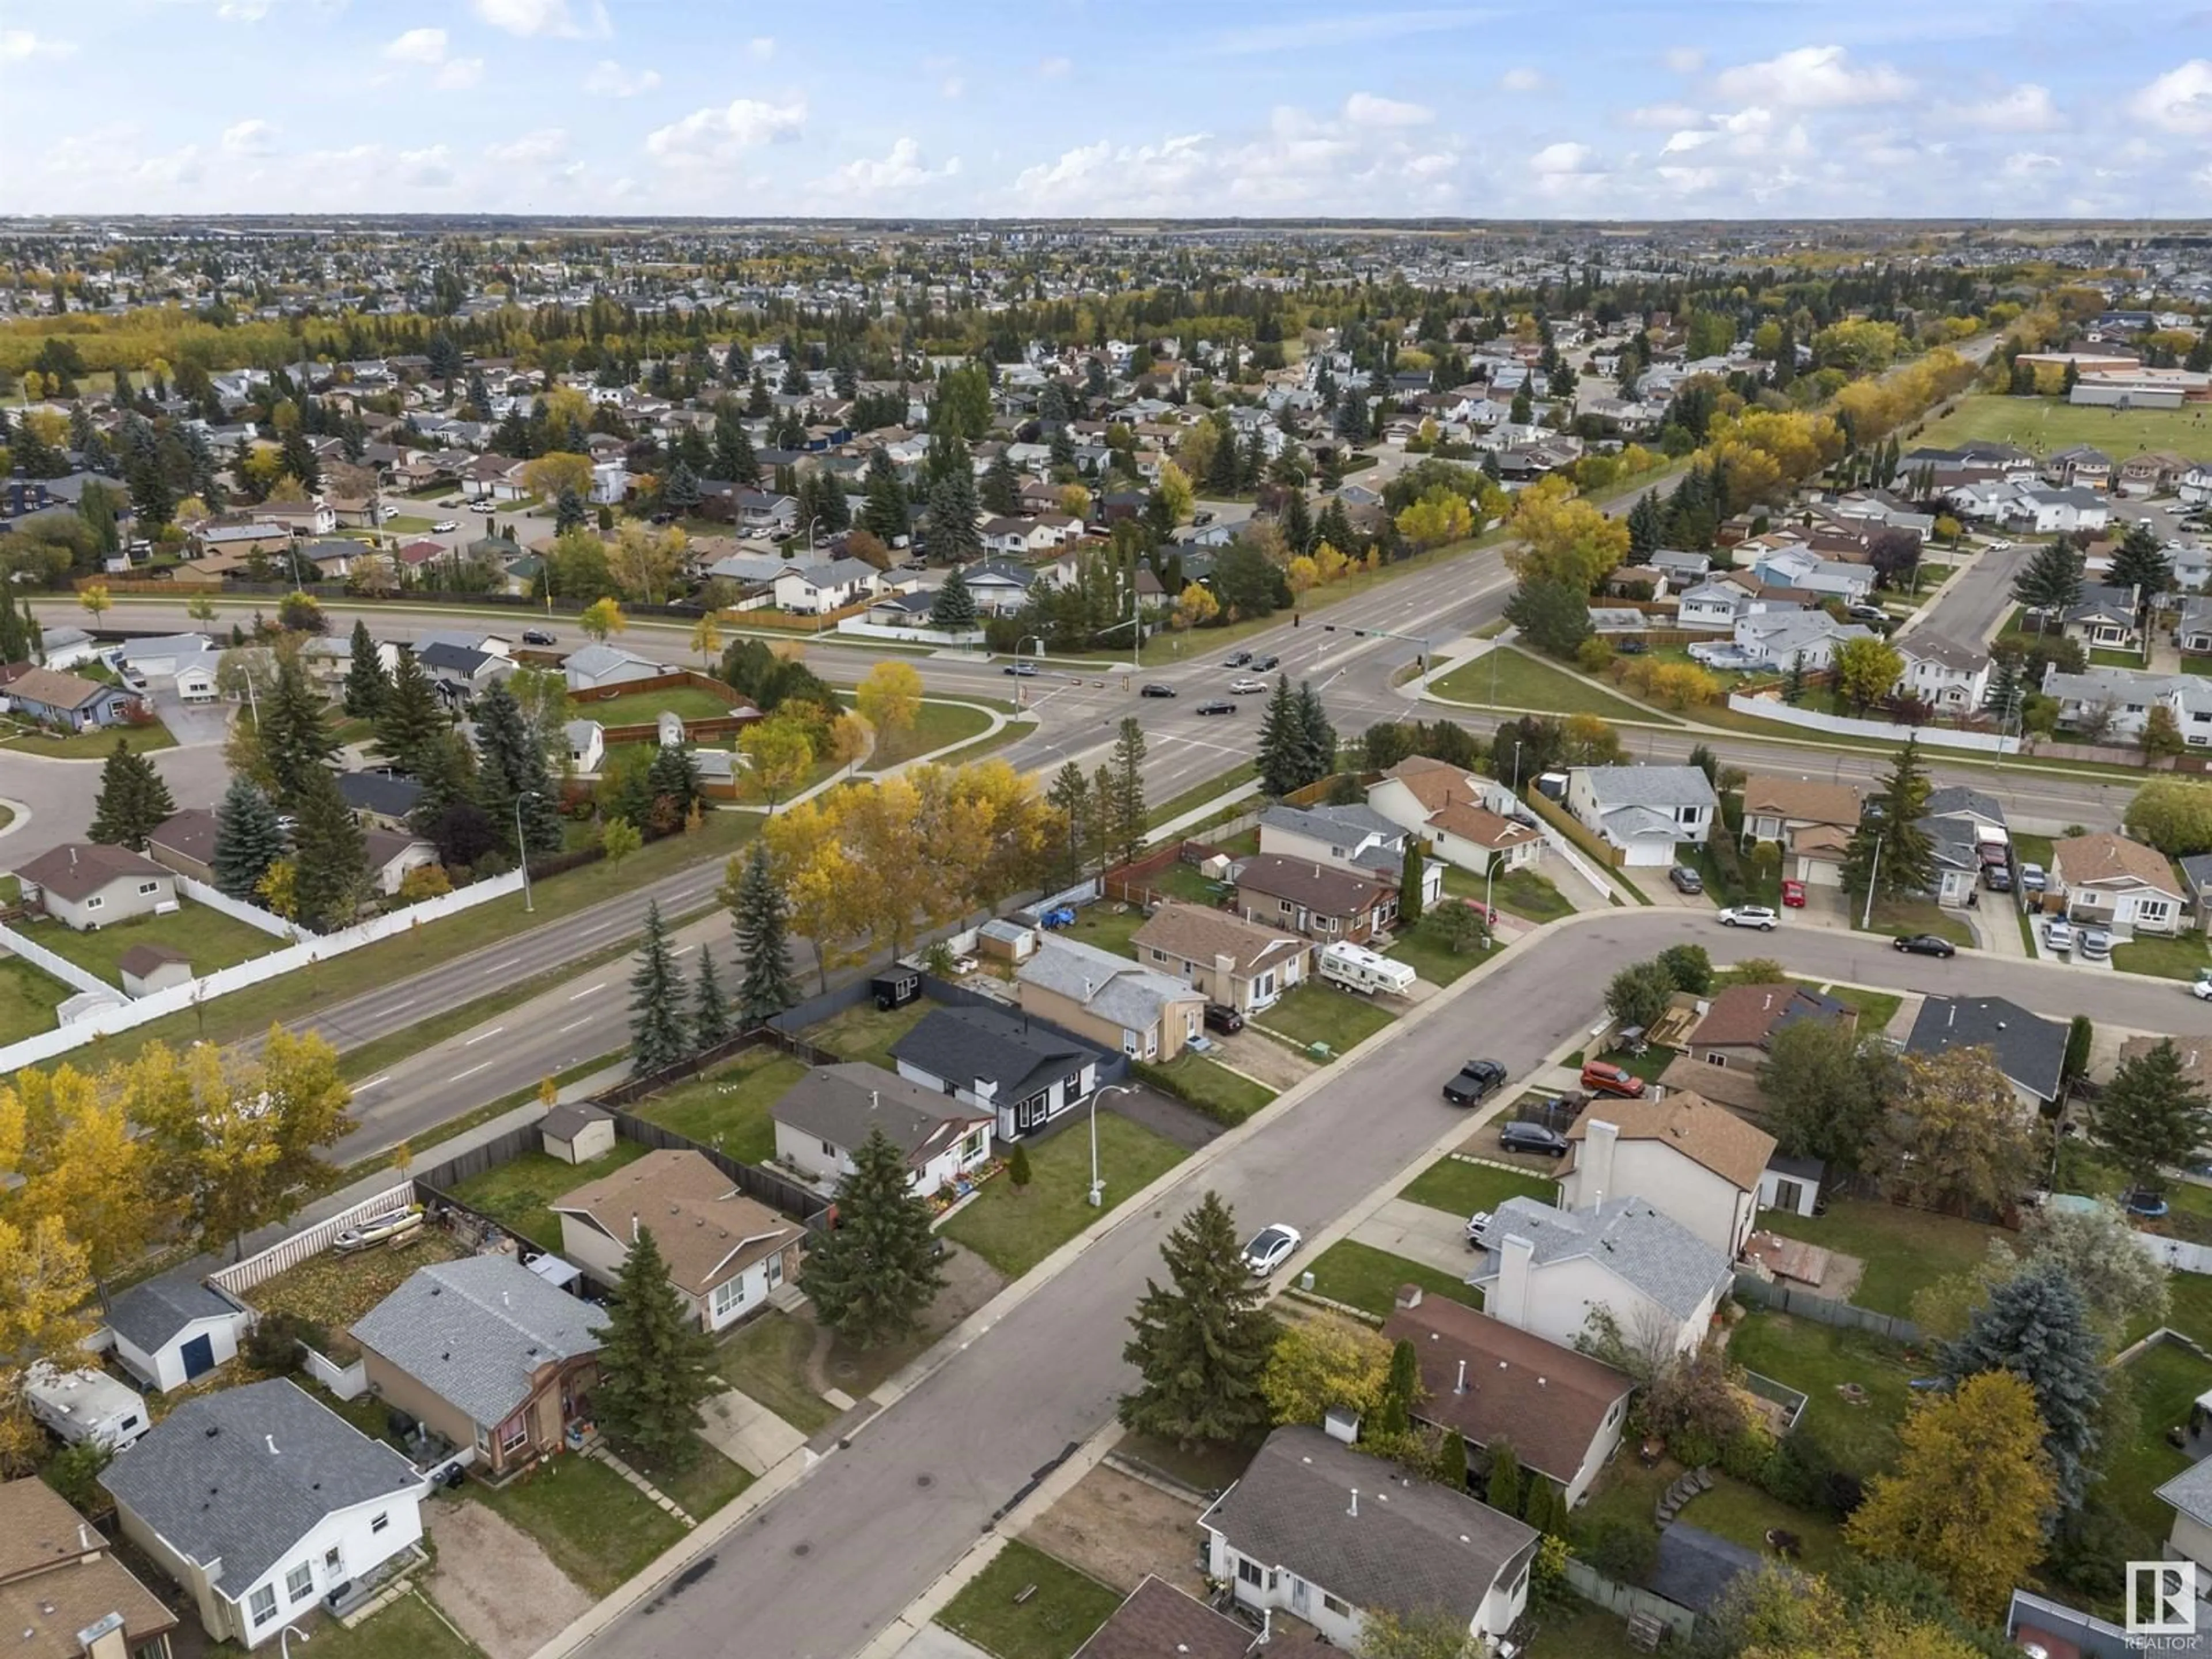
[1149,778,1263,841]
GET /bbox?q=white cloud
[941,75,965,100]
[222,118,279,156]
[2001,150,2062,177]
[584,59,660,97]
[2130,60,2212,136]
[1944,83,2063,131]
[1,29,77,61]
[1205,8,1490,55]
[470,0,606,38]
[819,137,961,198]
[487,128,567,165]
[645,98,807,167]
[1624,101,1703,129]
[400,145,456,187]
[1663,46,1706,74]
[1530,141,1601,175]
[382,27,448,64]
[1039,55,1073,78]
[1343,92,1435,128]
[436,58,486,90]
[747,35,775,60]
[1498,67,1546,93]
[1711,45,1911,108]
[215,0,274,18]
[1012,134,1214,207]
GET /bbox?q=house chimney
[1494,1234,1536,1330]
[265,1435,278,1455]
[870,1090,878,1111]
[75,1612,128,1659]
[631,1212,639,1243]
[1584,1119,1620,1210]
[76,1523,93,1554]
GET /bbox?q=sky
[0,0,2209,219]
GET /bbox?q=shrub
[44,1440,112,1513]
[1721,1425,1775,1483]
[244,1310,328,1373]
[1581,1516,1660,1583]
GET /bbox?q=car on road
[1498,1121,1570,1158]
[2191,974,2212,1002]
[1984,538,2014,551]
[1240,1224,1302,1277]
[521,628,557,646]
[1195,699,1237,716]
[1193,509,1215,527]
[1003,661,1039,676]
[1203,1003,1244,1035]
[431,520,459,533]
[1668,865,1705,895]
[2078,927,2113,961]
[1441,1058,1508,1106]
[903,557,930,571]
[1846,602,1889,623]
[2043,918,2076,953]
[1250,654,1279,672]
[1140,683,1177,698]
[1464,1210,1494,1251]
[1224,650,1253,668]
[1718,905,1780,931]
[1580,1060,1647,1099]
[1229,677,1268,695]
[1893,934,1956,958]
[2017,862,2047,893]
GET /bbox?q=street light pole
[1860,831,1884,930]
[516,790,540,913]
[1086,1083,1140,1207]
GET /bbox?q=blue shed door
[179,1333,215,1380]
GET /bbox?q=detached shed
[100,1271,248,1392]
[540,1102,616,1165]
[119,942,194,997]
[1758,1154,1824,1218]
[976,919,1037,964]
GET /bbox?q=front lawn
[862,699,994,770]
[571,685,735,725]
[620,1440,755,1522]
[0,722,176,760]
[1399,1156,1556,1218]
[633,1047,812,1164]
[445,1142,647,1254]
[1385,925,1491,987]
[1429,647,1658,722]
[1753,1196,2008,1318]
[1808,981,1903,1034]
[2110,1339,2212,1539]
[1252,982,1395,1055]
[1726,1310,1914,1481]
[716,1310,838,1435]
[1862,896,1974,948]
[941,1115,1188,1277]
[2113,931,2212,982]
[1492,867,1575,922]
[0,954,72,1043]
[1301,1239,1479,1319]
[937,1540,1121,1659]
[1142,1050,1276,1124]
[473,1452,686,1597]
[279,1590,482,1659]
[17,901,282,987]
[800,998,934,1071]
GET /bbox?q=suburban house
[1468,1195,1736,1357]
[1921,786,2014,907]
[2043,665,2212,748]
[144,808,221,884]
[1381,1289,1635,1508]
[562,643,668,692]
[1657,1054,1773,1123]
[772,558,878,615]
[100,1380,425,1651]
[565,719,607,772]
[551,1149,802,1333]
[1563,766,1717,867]
[2047,831,2187,937]
[2046,445,2113,491]
[350,1255,604,1479]
[1905,996,2067,1111]
[1681,983,1855,1070]
[768,1061,993,1196]
[1749,544,1874,602]
[1199,1425,1539,1652]
[1721,609,1876,672]
[0,1476,179,1659]
[1068,1577,1257,1659]
[889,1003,1103,1142]
[362,829,441,897]
[0,665,142,730]
[415,641,509,700]
[1016,934,1207,1063]
[2182,854,2212,933]
[1558,1096,1778,1257]
[335,771,425,832]
[1256,803,1444,907]
[2062,582,2143,651]
[1230,853,1399,944]
[959,560,1037,616]
[96,1271,249,1393]
[14,846,177,933]
[1364,756,1541,877]
[1737,775,1861,891]
[1677,575,1760,630]
[1129,902,1312,1015]
[2156,1459,2212,1610]
[1892,632,1992,713]
[2179,596,2212,656]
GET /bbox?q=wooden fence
[1562,1560,1698,1641]
[567,669,749,711]
[1732,1271,1923,1343]
[1523,787,1627,869]
[209,1181,418,1298]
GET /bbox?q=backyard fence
[1740,1369,1810,1434]
[1562,1559,1698,1642]
[0,922,115,1001]
[210,1180,419,1299]
[1724,693,2023,753]
[2133,1234,2212,1277]
[1732,1271,1923,1344]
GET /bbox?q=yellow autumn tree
[1507,480,1628,592]
[855,660,924,760]
[1395,484,1474,551]
[1262,1319,1392,1426]
[2,1065,161,1283]
[740,710,817,808]
[1176,581,1220,627]
[521,452,594,502]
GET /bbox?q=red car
[1781,878,1808,908]
[1580,1061,1647,1099]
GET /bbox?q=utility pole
[1860,831,1884,930]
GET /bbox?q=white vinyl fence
[0,923,115,999]
[176,874,297,938]
[1725,694,2022,753]
[835,619,987,647]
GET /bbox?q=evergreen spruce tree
[1374,1339,1419,1437]
[1107,717,1147,865]
[592,1225,720,1471]
[1626,493,1664,560]
[662,459,703,513]
[1282,488,1314,559]
[646,744,703,821]
[1294,680,1338,784]
[805,1126,948,1349]
[1399,839,1426,925]
[628,902,691,1075]
[87,740,176,850]
[1257,676,1304,796]
[553,486,588,535]
[812,471,851,533]
[257,656,338,812]
[726,844,801,1019]
[1487,1441,1523,1517]
[1438,1428,1469,1490]
[859,448,911,543]
[2091,1036,2212,1205]
[342,620,390,719]
[0,586,31,665]
[373,647,446,778]
[928,565,979,629]
[289,766,368,931]
[472,682,563,857]
[691,945,732,1051]
[980,453,1022,515]
[927,464,983,565]
[2012,541,2084,628]
[1781,652,1808,706]
[1118,1191,1281,1448]
[1940,1260,2106,1514]
[2110,519,2172,606]
[212,776,286,899]
[1842,737,1936,902]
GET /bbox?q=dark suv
[1442,1058,1509,1106]
[1203,1003,1245,1035]
[1669,865,1704,895]
[1499,1121,1570,1157]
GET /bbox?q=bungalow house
[1381,1290,1635,1508]
[773,558,878,615]
[1200,1425,1539,1652]
[462,455,531,502]
[2042,665,2212,747]
[336,771,423,832]
[768,1061,993,1197]
[97,1270,249,1392]
[552,1149,802,1333]
[563,642,666,692]
[100,1380,425,1651]
[1559,1097,1778,1257]
[16,846,177,932]
[1657,1053,1773,1122]
[728,488,800,536]
[1905,995,2067,1111]
[1725,609,1875,672]
[31,625,99,672]
[1647,550,1712,585]
[2048,831,2187,937]
[1468,1195,1736,1358]
[362,829,440,897]
[1231,853,1398,944]
[2181,853,2212,933]
[959,559,1037,616]
[350,1255,604,1479]
[0,1477,179,1659]
[0,665,141,730]
[888,1003,1104,1142]
[1563,766,1717,867]
[977,516,1071,557]
[2178,596,2212,655]
[145,808,221,884]
[1683,982,1855,1071]
[1069,1577,1257,1659]
[2062,582,2142,650]
[1365,756,1541,877]
[1749,545,1874,603]
[1016,934,1207,1063]
[865,589,937,628]
[1738,775,1860,889]
[1129,902,1312,1015]
[1257,802,1442,906]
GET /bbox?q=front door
[767,1251,785,1291]
[1289,1575,1310,1616]
[179,1333,215,1380]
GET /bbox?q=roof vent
[266,1435,279,1455]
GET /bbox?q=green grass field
[0,954,73,1043]
[0,721,177,760]
[445,1143,647,1253]
[1252,981,1396,1053]
[1429,647,1661,722]
[1399,1156,1556,1217]
[1302,1238,1478,1318]
[571,686,735,725]
[1142,1050,1275,1123]
[17,901,283,988]
[1754,1196,2006,1318]
[2109,1338,2212,1539]
[937,1541,1121,1659]
[800,998,933,1072]
[634,1047,812,1163]
[862,699,994,770]
[941,1115,1187,1277]
[1913,394,2212,465]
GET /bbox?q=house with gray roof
[772,556,878,615]
[1199,1425,1539,1650]
[99,1269,250,1392]
[2156,1455,2212,1600]
[770,1061,993,1196]
[562,642,666,693]
[100,1378,426,1649]
[1905,995,2067,1110]
[1016,934,1209,1064]
[350,1255,604,1480]
[1257,803,1443,907]
[1467,1195,1736,1357]
[1563,766,1717,867]
[889,1003,1105,1141]
[2043,662,2212,749]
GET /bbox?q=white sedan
[1228,677,1268,695]
[431,520,460,533]
[1718,906,1780,931]
[1241,1224,1303,1277]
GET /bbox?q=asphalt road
[1903,542,2022,653]
[573,912,2212,1659]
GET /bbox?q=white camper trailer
[1317,940,1416,997]
[24,1361,151,1450]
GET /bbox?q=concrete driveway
[150,688,233,747]
[1350,1196,1480,1277]
[699,1387,805,1476]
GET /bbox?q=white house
[562,642,667,692]
[1728,609,1876,672]
[959,559,1036,616]
[1256,802,1444,907]
[1998,485,2113,536]
[1564,766,1717,866]
[1893,632,1991,711]
[564,718,605,772]
[2180,465,2212,507]
[1364,756,1542,877]
[100,1380,427,1650]
[1559,1099,1777,1259]
[1676,575,1758,630]
[2048,831,2188,938]
[768,1062,993,1197]
[2042,665,2212,747]
[773,556,878,615]
[97,1271,249,1392]
[589,459,629,505]
[1467,1195,1736,1357]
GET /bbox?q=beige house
[552,1150,802,1334]
[1558,1093,1777,1257]
[1738,775,1861,889]
[2049,831,2187,937]
[1015,934,1206,1063]
[145,809,219,884]
[1129,902,1312,1014]
[15,845,177,931]
[1365,755,1543,876]
[0,1477,178,1659]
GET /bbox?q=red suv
[1580,1060,1647,1099]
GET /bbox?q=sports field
[1914,394,2212,463]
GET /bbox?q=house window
[713,1275,747,1318]
[249,1585,278,1627]
[286,1562,315,1604]
[1703,1052,1728,1069]
[1317,915,1338,935]
[821,1139,838,1157]
[372,1514,389,1533]
[1323,1592,1351,1616]
[138,881,160,895]
[499,1412,529,1454]
[85,897,103,911]
[1237,1558,1265,1589]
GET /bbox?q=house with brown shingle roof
[1366,756,1544,877]
[0,1477,179,1659]
[1232,853,1397,944]
[1739,775,1861,891]
[2050,831,2187,937]
[1130,901,1313,1014]
[1381,1289,1634,1506]
[1657,1053,1772,1121]
[1681,982,1855,1071]
[1071,1576,1273,1659]
[1559,1093,1777,1256]
[15,844,177,931]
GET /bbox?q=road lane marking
[559,1017,593,1033]
[568,983,604,1001]
[382,998,415,1013]
[356,1074,389,1090]
[448,1062,491,1082]
[491,956,521,970]
[463,1026,505,1046]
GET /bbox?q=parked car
[1139,683,1177,698]
[1498,1121,1570,1158]
[1442,1058,1508,1107]
[1846,602,1888,623]
[1003,661,1039,676]
[521,628,557,646]
[431,519,460,533]
[2191,974,2212,1002]
[1985,538,2014,550]
[1718,905,1780,931]
[1250,654,1279,671]
[1195,699,1237,716]
[1616,639,1649,656]
[1204,1003,1244,1035]
[1224,650,1253,667]
[1464,1210,1494,1250]
[1894,934,1956,958]
[1668,865,1704,895]
[2018,862,2047,893]
[2078,927,2113,961]
[1240,1224,1302,1277]
[1229,677,1267,695]
[1983,865,2013,892]
[2043,918,2076,953]
[1580,1060,1647,1099]
[1780,878,1807,908]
